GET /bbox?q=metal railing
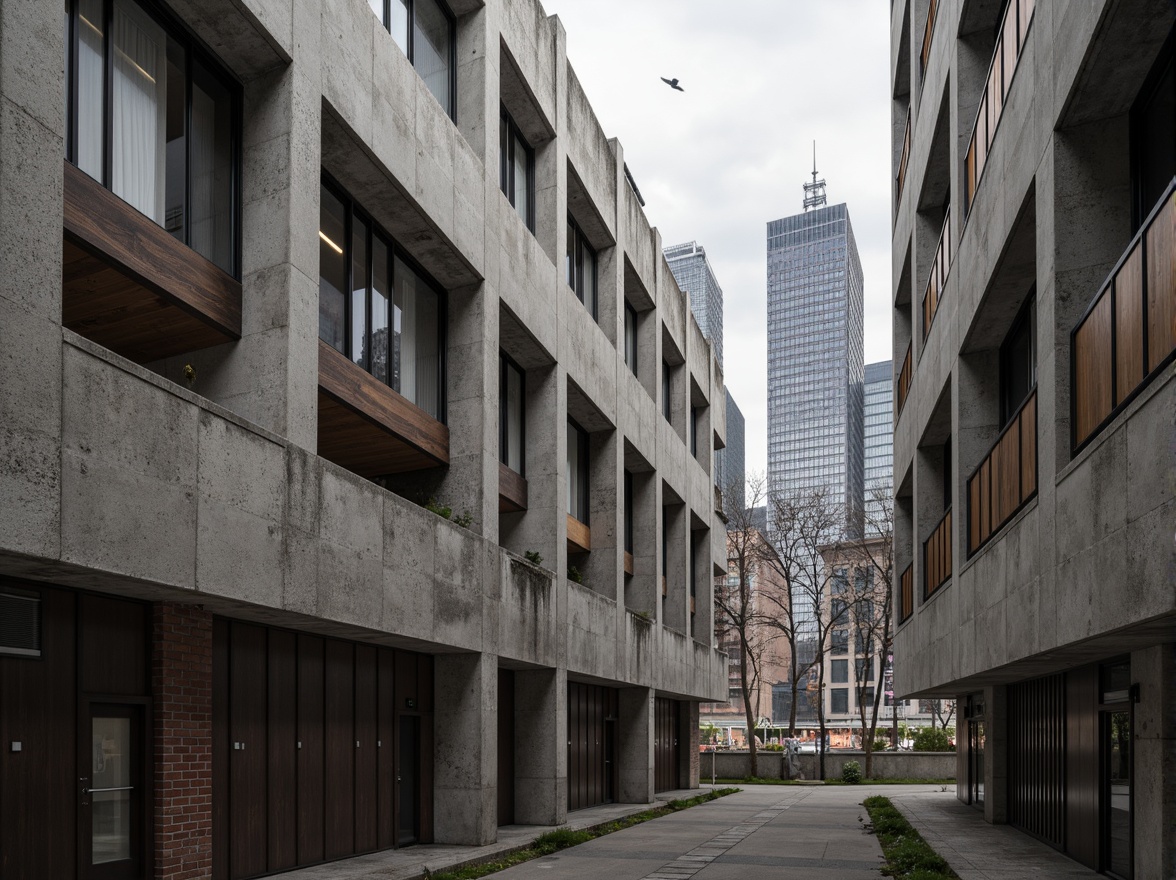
[1071,180,1175,453]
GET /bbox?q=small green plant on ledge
[452,511,474,529]
[630,609,651,623]
[523,550,543,566]
[424,498,453,520]
[567,565,584,584]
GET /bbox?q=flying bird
[661,77,684,92]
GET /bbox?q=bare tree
[713,476,774,778]
[759,487,847,780]
[932,699,956,731]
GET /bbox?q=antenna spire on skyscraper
[803,140,827,211]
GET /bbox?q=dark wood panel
[354,645,378,854]
[624,552,634,577]
[0,585,77,880]
[296,635,325,866]
[498,461,528,513]
[62,160,241,338]
[896,343,912,417]
[1066,665,1099,869]
[377,650,396,850]
[1008,673,1065,848]
[1114,246,1145,403]
[417,653,435,714]
[324,639,355,860]
[1074,296,1113,447]
[78,593,148,696]
[567,514,591,554]
[924,508,952,598]
[229,623,268,880]
[1146,192,1174,372]
[318,341,449,474]
[62,239,236,364]
[213,617,230,880]
[267,629,298,873]
[418,711,435,844]
[396,650,419,711]
[497,669,515,825]
[655,698,681,793]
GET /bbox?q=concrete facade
[891,0,1174,876]
[0,0,727,872]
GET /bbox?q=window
[500,353,524,475]
[831,629,849,655]
[690,406,699,456]
[567,419,588,523]
[319,177,445,420]
[624,303,638,375]
[831,659,848,684]
[661,506,669,575]
[831,597,848,624]
[623,470,634,555]
[0,588,42,658]
[662,361,672,422]
[64,0,240,275]
[566,217,597,319]
[369,0,455,118]
[1131,25,1174,226]
[855,657,875,681]
[942,435,952,509]
[831,688,848,714]
[499,106,533,231]
[856,686,875,709]
[855,631,873,657]
[999,295,1036,425]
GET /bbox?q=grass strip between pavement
[424,788,740,880]
[862,795,960,879]
[709,777,955,786]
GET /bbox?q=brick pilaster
[152,603,214,880]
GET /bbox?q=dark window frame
[1129,26,1175,231]
[661,361,672,423]
[831,658,848,684]
[689,406,698,456]
[499,351,525,476]
[567,417,589,524]
[830,687,849,715]
[320,171,449,423]
[499,105,535,231]
[369,0,457,122]
[623,470,634,555]
[566,215,598,321]
[624,302,638,375]
[64,0,243,278]
[999,293,1036,427]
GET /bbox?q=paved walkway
[277,784,1102,880]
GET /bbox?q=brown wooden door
[654,698,680,793]
[79,703,145,880]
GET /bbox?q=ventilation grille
[0,589,42,657]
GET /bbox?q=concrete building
[864,360,894,531]
[0,0,728,876]
[891,0,1174,876]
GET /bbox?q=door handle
[84,786,134,793]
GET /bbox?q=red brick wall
[152,603,213,880]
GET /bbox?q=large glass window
[831,659,848,684]
[567,419,589,523]
[566,216,597,320]
[369,0,454,118]
[65,0,239,275]
[319,177,445,420]
[662,361,672,422]
[830,688,848,714]
[499,106,533,231]
[623,470,634,555]
[1131,30,1174,228]
[1000,295,1036,425]
[500,353,524,475]
[624,303,638,375]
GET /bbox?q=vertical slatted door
[354,645,378,853]
[296,635,325,866]
[267,629,298,872]
[229,623,268,880]
[324,640,355,860]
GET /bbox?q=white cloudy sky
[539,0,894,479]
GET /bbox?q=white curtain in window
[412,0,450,114]
[76,0,105,180]
[112,0,165,223]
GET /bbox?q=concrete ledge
[704,749,957,781]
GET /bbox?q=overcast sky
[539,0,893,480]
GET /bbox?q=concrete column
[0,0,65,561]
[618,686,654,804]
[691,525,714,645]
[514,668,566,826]
[679,701,700,789]
[1132,644,1176,880]
[986,684,1008,824]
[434,652,497,845]
[662,501,687,633]
[626,469,657,615]
[500,363,561,568]
[585,429,619,600]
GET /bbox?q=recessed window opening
[661,361,672,422]
[566,216,597,320]
[499,106,534,231]
[690,406,699,456]
[942,435,952,509]
[0,587,42,658]
[500,353,524,475]
[567,419,589,523]
[64,0,241,276]
[1000,294,1036,426]
[368,0,455,119]
[319,176,445,420]
[1131,27,1175,229]
[624,303,638,375]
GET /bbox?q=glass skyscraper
[863,360,893,533]
[766,202,865,528]
[716,389,745,511]
[665,241,724,367]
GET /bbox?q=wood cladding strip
[967,390,1037,556]
[922,209,952,339]
[498,461,528,513]
[919,0,937,75]
[896,112,911,203]
[1146,193,1175,373]
[62,161,241,337]
[318,340,449,466]
[566,514,591,554]
[899,564,913,623]
[923,508,952,599]
[624,551,634,577]
[896,342,913,418]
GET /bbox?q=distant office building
[717,390,745,512]
[766,199,865,527]
[863,360,893,531]
[665,240,724,367]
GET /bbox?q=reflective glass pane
[319,186,347,351]
[566,425,580,519]
[582,244,596,318]
[390,0,409,54]
[77,0,106,181]
[190,60,234,273]
[413,0,451,115]
[371,237,391,385]
[112,0,167,222]
[512,131,529,226]
[566,221,575,288]
[505,362,523,472]
[393,256,440,418]
[163,37,186,242]
[91,716,132,864]
[351,216,368,368]
[367,0,384,24]
[1107,712,1131,878]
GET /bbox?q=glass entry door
[80,704,143,880]
[969,719,985,807]
[1103,709,1132,878]
[397,715,420,846]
